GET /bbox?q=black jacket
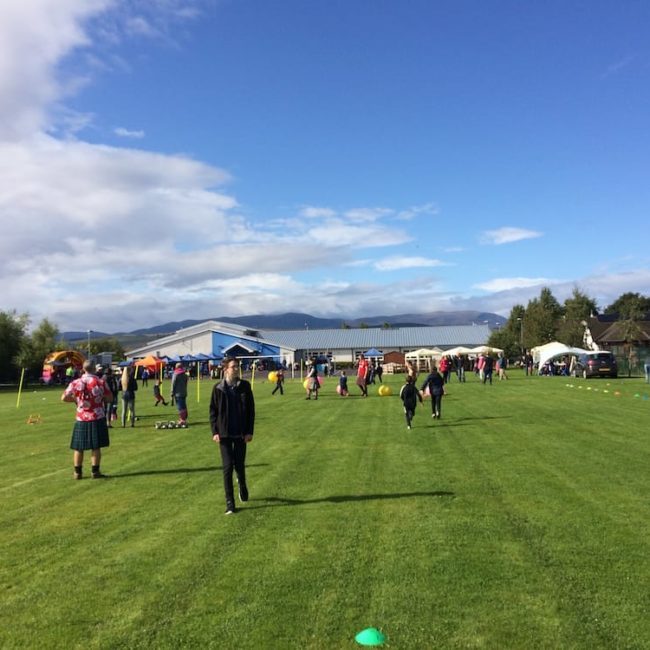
[420,371,445,396]
[209,379,255,439]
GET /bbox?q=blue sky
[1,1,649,332]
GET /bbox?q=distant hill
[63,311,505,344]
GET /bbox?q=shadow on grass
[446,415,510,423]
[249,491,455,508]
[110,463,269,478]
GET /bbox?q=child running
[399,375,422,429]
[153,379,168,406]
[338,370,349,397]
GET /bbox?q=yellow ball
[378,385,392,396]
[268,371,277,383]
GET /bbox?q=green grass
[1,372,649,649]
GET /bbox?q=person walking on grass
[171,363,189,425]
[104,367,119,427]
[210,356,255,515]
[399,374,422,429]
[272,368,285,395]
[306,360,320,400]
[338,370,349,396]
[62,360,113,480]
[356,353,369,397]
[120,366,138,427]
[153,378,168,406]
[420,363,445,420]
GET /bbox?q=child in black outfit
[399,375,422,429]
[272,369,285,395]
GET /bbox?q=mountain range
[63,310,506,345]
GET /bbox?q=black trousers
[272,383,283,394]
[219,438,247,505]
[404,407,415,426]
[431,394,442,416]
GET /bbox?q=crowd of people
[61,350,519,514]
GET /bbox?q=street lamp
[87,330,92,359]
[516,318,523,351]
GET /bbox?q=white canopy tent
[405,347,444,371]
[468,345,504,355]
[531,341,589,371]
[444,345,475,356]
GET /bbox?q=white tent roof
[445,346,474,356]
[468,345,504,355]
[536,343,589,370]
[405,347,444,359]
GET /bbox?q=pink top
[64,373,111,422]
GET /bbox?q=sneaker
[225,503,236,515]
[407,425,411,430]
[238,483,249,503]
[91,472,108,479]
[73,472,82,480]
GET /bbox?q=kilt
[70,418,110,451]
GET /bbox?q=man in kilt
[62,360,113,480]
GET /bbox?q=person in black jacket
[399,375,422,429]
[420,364,445,420]
[209,356,255,515]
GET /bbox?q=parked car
[575,351,618,379]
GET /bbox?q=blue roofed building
[125,320,491,367]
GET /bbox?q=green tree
[91,337,126,361]
[523,287,563,348]
[0,310,29,381]
[604,292,650,316]
[487,305,526,359]
[557,287,598,346]
[15,318,63,379]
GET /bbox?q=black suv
[575,351,618,379]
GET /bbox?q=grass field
[1,371,649,649]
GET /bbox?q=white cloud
[299,205,337,219]
[114,126,145,138]
[0,0,107,140]
[344,207,393,222]
[125,16,159,38]
[480,227,543,245]
[308,220,410,248]
[473,277,553,292]
[375,256,447,271]
[396,203,438,220]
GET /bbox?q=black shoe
[225,503,236,515]
[91,472,108,479]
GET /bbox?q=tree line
[486,289,650,361]
[0,310,126,382]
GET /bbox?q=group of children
[295,359,447,430]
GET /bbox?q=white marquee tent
[531,341,589,371]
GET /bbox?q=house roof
[587,317,650,345]
[255,324,490,351]
[126,321,491,357]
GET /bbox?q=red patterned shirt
[64,373,111,422]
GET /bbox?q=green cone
[355,627,385,646]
